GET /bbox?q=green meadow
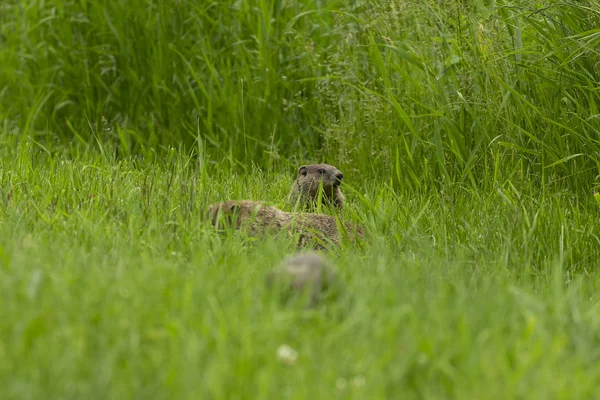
[1,0,600,398]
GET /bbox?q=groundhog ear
[298,166,308,176]
[208,203,226,225]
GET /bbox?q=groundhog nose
[335,172,343,182]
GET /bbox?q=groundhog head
[297,164,344,191]
[207,200,264,229]
[207,201,236,228]
[289,164,345,210]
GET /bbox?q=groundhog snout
[333,172,343,185]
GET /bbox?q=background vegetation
[2,0,599,191]
[1,0,600,398]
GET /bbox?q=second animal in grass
[207,200,362,249]
[288,164,345,210]
[266,252,338,306]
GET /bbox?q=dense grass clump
[2,0,600,398]
[2,0,599,191]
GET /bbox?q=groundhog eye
[318,169,325,174]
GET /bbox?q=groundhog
[288,164,345,210]
[206,200,363,249]
[266,252,338,306]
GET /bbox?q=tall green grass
[1,140,600,398]
[1,137,599,275]
[2,0,599,191]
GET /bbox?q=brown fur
[289,164,345,210]
[206,200,363,249]
[266,252,338,306]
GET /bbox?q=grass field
[2,0,600,399]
